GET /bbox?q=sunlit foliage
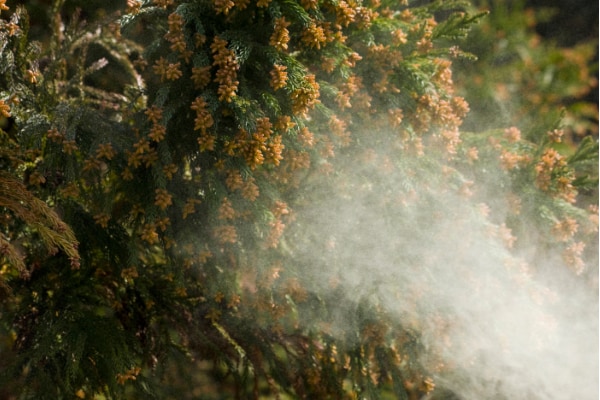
[0,0,596,398]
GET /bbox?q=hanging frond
[0,171,80,275]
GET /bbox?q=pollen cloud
[286,142,599,399]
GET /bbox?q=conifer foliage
[0,0,597,399]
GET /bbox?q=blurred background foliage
[455,0,598,140]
